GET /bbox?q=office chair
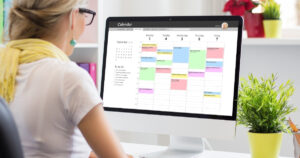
[0,97,24,158]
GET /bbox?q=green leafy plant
[238,74,296,133]
[262,0,281,20]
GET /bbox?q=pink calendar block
[207,48,224,59]
[171,79,187,90]
[188,72,205,77]
[142,47,157,52]
[206,67,223,72]
[139,88,154,94]
[156,68,171,73]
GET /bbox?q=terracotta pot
[244,12,265,38]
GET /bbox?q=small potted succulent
[238,74,296,158]
[262,0,281,38]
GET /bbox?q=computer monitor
[101,16,243,158]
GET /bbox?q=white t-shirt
[9,58,102,158]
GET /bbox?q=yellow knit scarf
[0,38,70,103]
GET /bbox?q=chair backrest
[0,97,24,158]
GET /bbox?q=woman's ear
[70,9,79,30]
[70,10,75,30]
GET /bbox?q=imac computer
[101,16,243,158]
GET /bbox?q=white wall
[103,0,225,18]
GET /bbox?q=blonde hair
[8,0,88,40]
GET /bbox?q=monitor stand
[139,136,204,158]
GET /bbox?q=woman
[0,0,130,157]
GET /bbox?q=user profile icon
[221,22,228,29]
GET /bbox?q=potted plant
[262,0,281,38]
[238,74,296,158]
[223,0,265,37]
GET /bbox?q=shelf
[75,43,98,48]
[242,38,300,46]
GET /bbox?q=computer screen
[101,17,242,120]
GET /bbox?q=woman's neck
[42,35,74,56]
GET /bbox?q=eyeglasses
[79,8,96,26]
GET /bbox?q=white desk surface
[122,143,292,158]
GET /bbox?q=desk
[122,143,292,158]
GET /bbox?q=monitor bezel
[101,16,243,121]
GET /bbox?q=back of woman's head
[9,0,87,40]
